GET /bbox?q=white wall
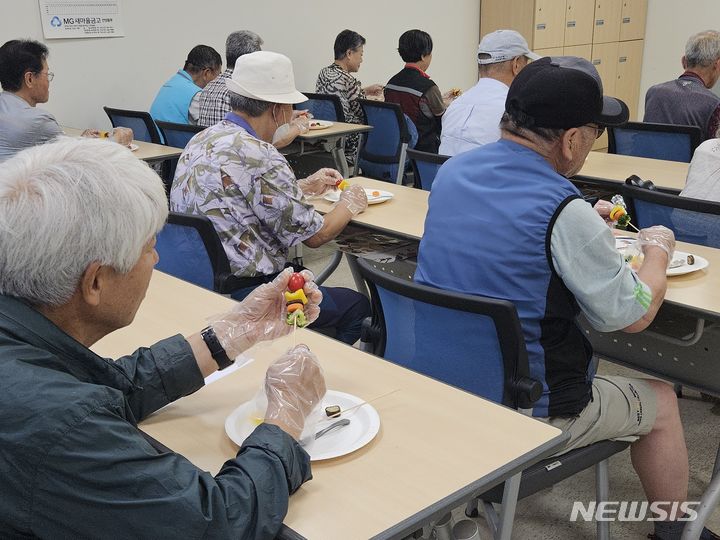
[1,0,480,130]
[639,0,720,117]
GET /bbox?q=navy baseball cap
[505,56,629,129]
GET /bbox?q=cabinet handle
[623,17,631,23]
[596,19,605,26]
[536,23,547,30]
[567,20,576,28]
[592,59,602,65]
[619,56,628,62]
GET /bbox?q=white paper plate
[309,120,333,130]
[225,390,380,461]
[324,187,393,205]
[128,143,139,152]
[615,238,709,276]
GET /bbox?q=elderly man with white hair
[171,51,370,345]
[644,30,720,141]
[0,137,327,538]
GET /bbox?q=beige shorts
[545,375,657,455]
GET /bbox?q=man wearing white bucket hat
[171,51,370,345]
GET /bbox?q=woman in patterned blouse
[315,29,383,162]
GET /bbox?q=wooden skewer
[328,388,401,418]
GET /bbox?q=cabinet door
[591,42,620,149]
[620,0,647,41]
[534,46,565,58]
[565,0,595,46]
[616,40,645,120]
[534,0,567,49]
[593,0,622,43]
[564,44,593,60]
[480,0,535,48]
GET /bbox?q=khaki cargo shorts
[545,375,657,455]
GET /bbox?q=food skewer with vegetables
[285,272,309,327]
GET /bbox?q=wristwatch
[201,326,234,370]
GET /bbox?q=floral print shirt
[169,117,324,277]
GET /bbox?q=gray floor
[301,243,720,540]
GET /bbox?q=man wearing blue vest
[416,57,718,540]
[150,45,222,125]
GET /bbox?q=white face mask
[271,122,293,145]
[271,105,291,145]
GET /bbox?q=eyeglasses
[586,123,605,139]
[36,70,54,81]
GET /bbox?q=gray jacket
[0,294,311,539]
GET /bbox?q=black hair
[333,30,366,60]
[397,29,433,63]
[183,44,222,74]
[0,39,49,92]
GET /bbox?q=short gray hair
[499,111,565,143]
[226,30,263,68]
[0,137,168,306]
[685,30,720,68]
[229,91,272,117]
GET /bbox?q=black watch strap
[201,326,234,370]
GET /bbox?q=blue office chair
[356,99,416,184]
[294,92,345,122]
[608,121,702,163]
[156,212,235,293]
[622,182,720,248]
[155,121,204,149]
[407,148,450,191]
[356,258,629,540]
[103,106,164,144]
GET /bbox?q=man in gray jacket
[0,137,326,539]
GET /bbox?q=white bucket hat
[225,51,306,104]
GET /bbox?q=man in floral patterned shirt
[171,51,370,344]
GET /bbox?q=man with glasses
[150,44,222,125]
[0,39,125,162]
[418,57,719,540]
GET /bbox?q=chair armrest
[514,376,543,409]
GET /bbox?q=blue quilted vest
[416,139,594,417]
[150,70,200,125]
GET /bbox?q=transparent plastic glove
[637,225,675,258]
[264,344,327,440]
[593,199,613,219]
[298,168,343,196]
[110,127,134,147]
[210,268,322,359]
[336,183,368,216]
[364,84,384,97]
[290,114,310,135]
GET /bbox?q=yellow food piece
[609,206,626,221]
[337,179,349,191]
[284,289,308,305]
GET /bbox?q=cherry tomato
[287,272,306,292]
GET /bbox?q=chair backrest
[608,121,702,163]
[294,92,345,122]
[356,258,541,409]
[407,148,450,191]
[357,99,412,184]
[622,183,720,248]
[156,121,204,149]
[155,212,233,292]
[104,106,163,144]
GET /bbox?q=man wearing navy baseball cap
[418,57,718,539]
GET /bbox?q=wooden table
[62,127,183,163]
[92,272,567,540]
[312,176,428,241]
[295,122,373,178]
[575,151,690,192]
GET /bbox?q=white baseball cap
[225,51,306,104]
[477,30,541,65]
